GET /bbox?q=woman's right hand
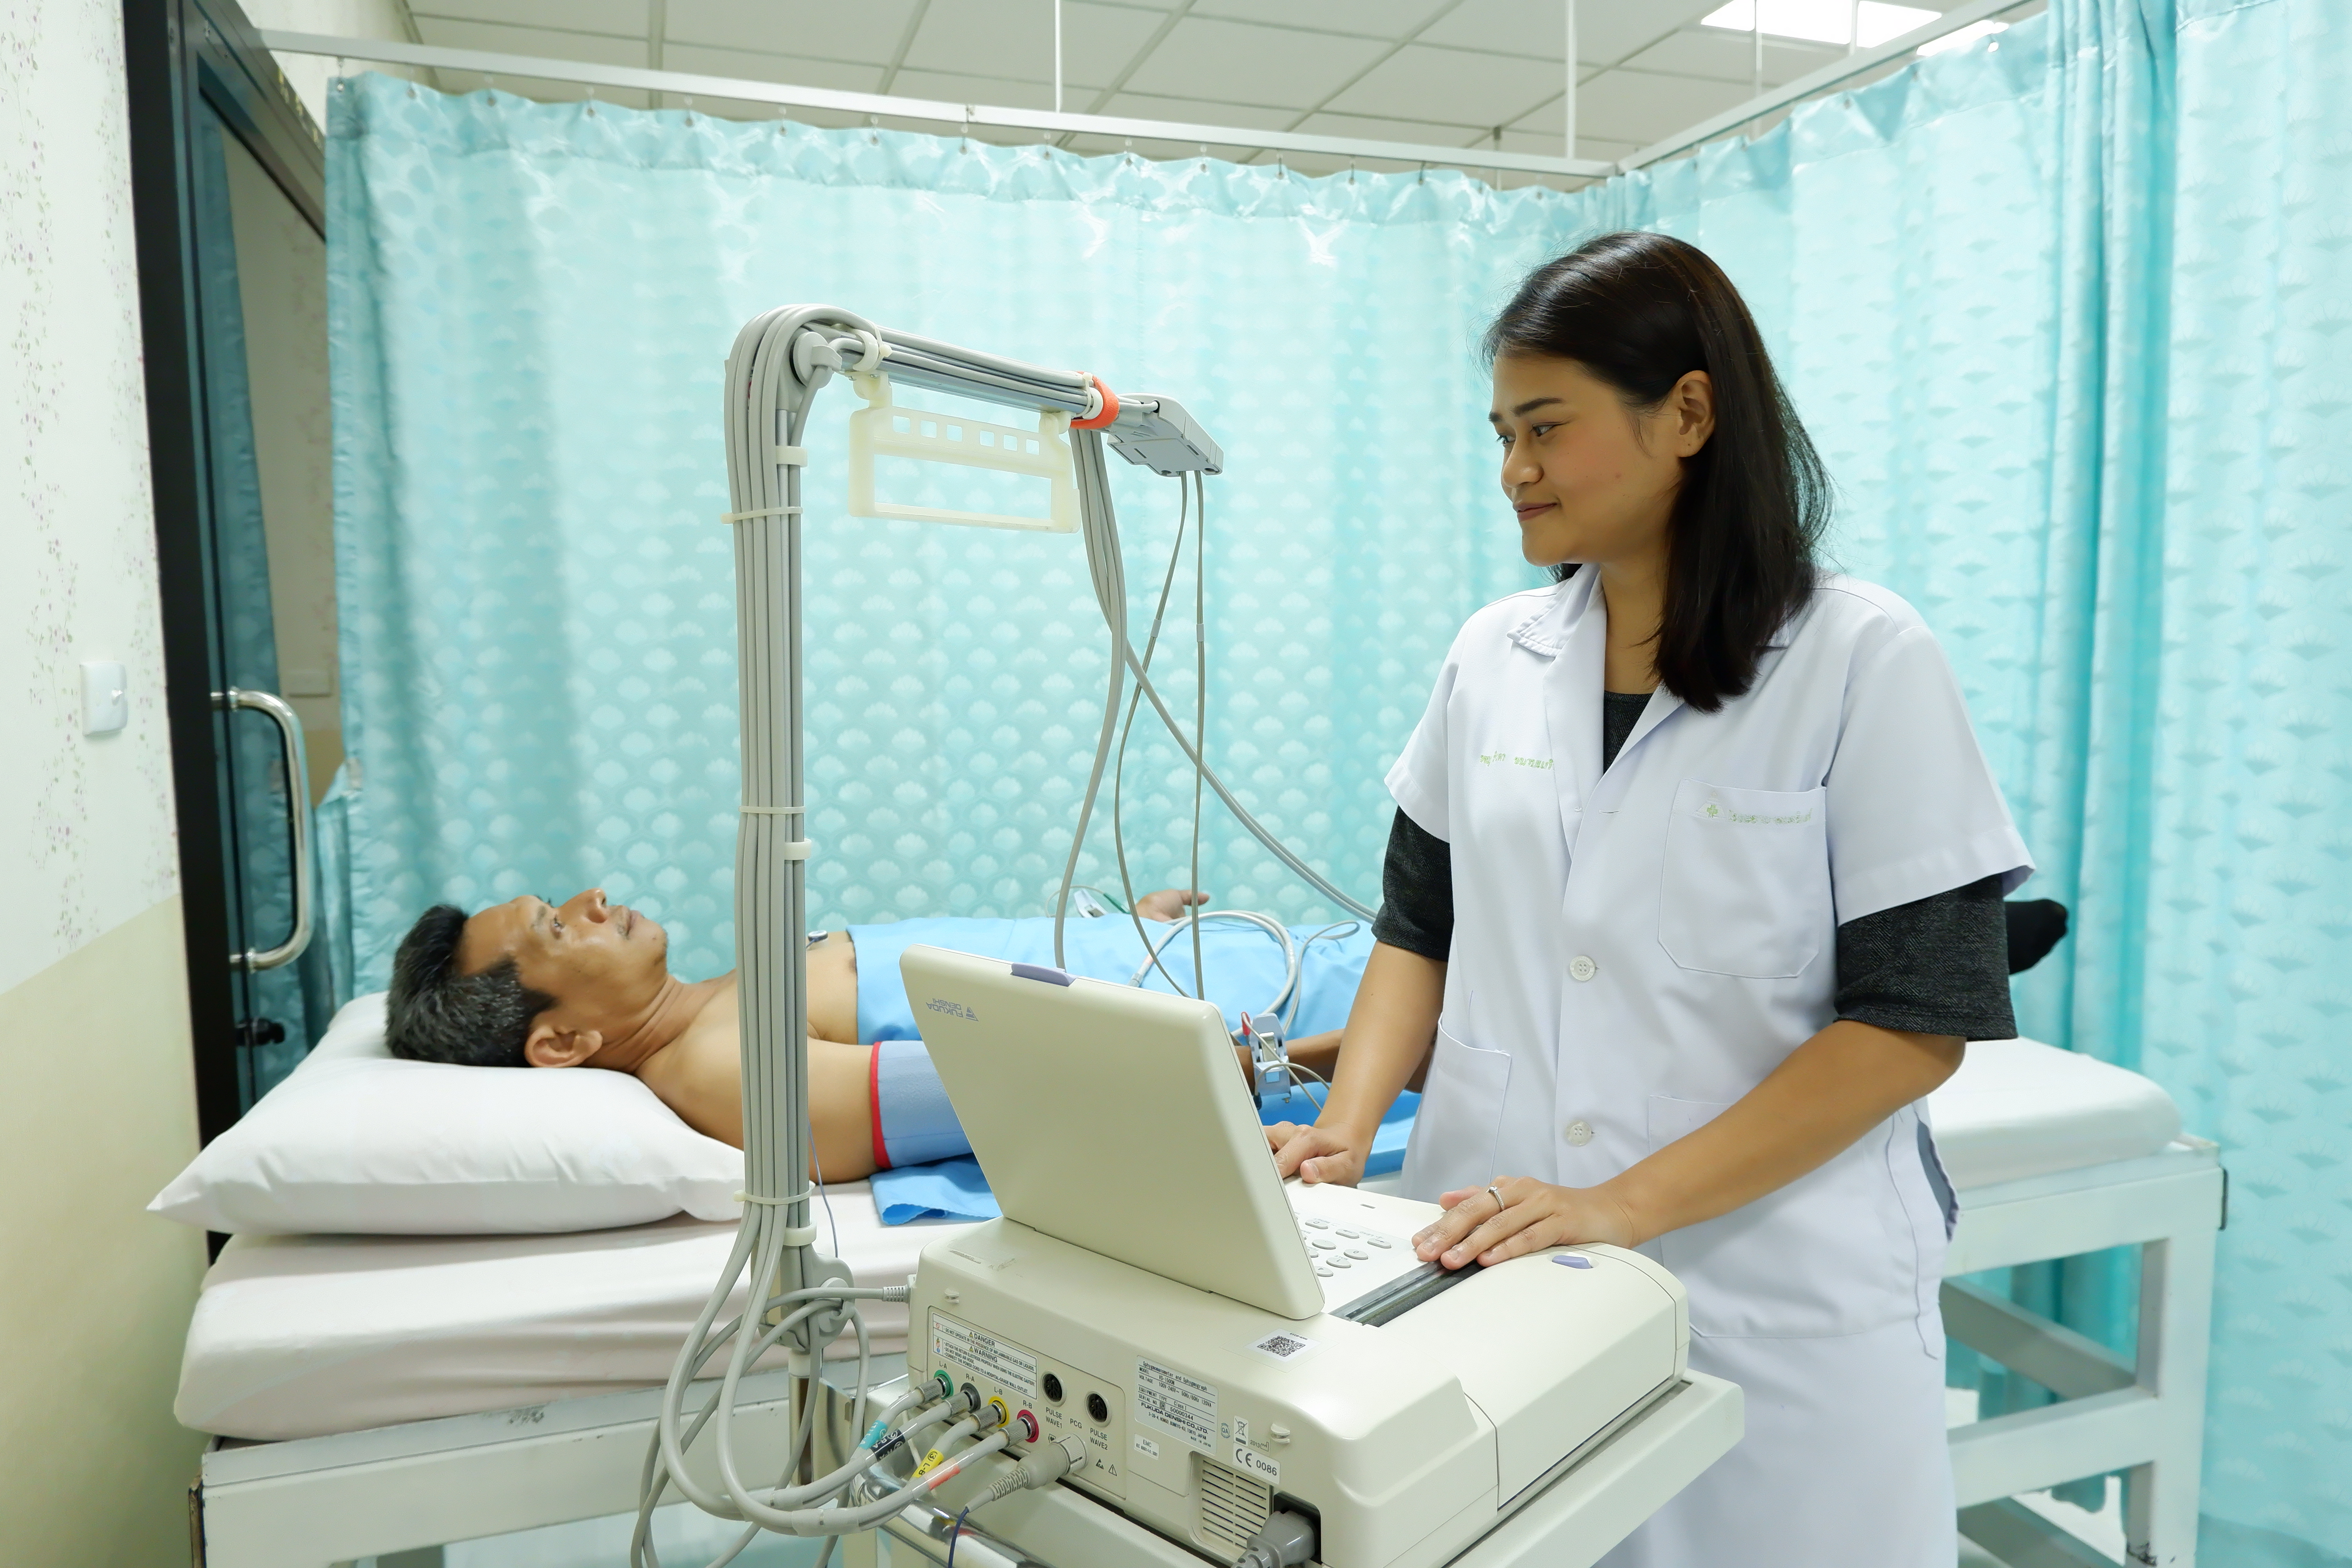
[1267,1119,1374,1186]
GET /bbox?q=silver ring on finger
[1485,1182,1505,1214]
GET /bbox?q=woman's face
[1489,352,1713,570]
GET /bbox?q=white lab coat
[1389,570,2031,1566]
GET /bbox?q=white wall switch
[81,661,128,735]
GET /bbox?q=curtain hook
[1417,161,1427,184]
[867,112,879,145]
[777,102,789,136]
[1347,156,1356,185]
[684,93,695,122]
[585,83,597,118]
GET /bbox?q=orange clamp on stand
[1072,376,1120,429]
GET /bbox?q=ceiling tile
[1323,40,1561,127]
[1121,15,1390,110]
[411,0,646,38]
[1569,65,1751,143]
[662,0,918,64]
[412,16,652,65]
[1093,89,1299,133]
[1624,28,1846,85]
[1421,0,1722,65]
[902,0,1056,85]
[658,40,886,93]
[891,66,1053,110]
[1054,3,1180,87]
[1189,0,1444,38]
[1291,107,1511,148]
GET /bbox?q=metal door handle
[216,688,314,971]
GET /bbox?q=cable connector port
[984,1395,1013,1431]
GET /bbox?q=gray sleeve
[1372,808,1453,962]
[1835,874,2017,1041]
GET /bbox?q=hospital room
[5,0,2340,1563]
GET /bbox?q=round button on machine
[1564,1119,1595,1146]
[1335,1228,1361,1240]
[1314,1264,1334,1277]
[1366,1236,1392,1249]
[1568,955,1598,983]
[1305,1218,1331,1229]
[1311,1237,1337,1250]
[1344,1248,1369,1260]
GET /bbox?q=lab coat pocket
[1401,1025,1513,1204]
[1657,779,1831,979]
[1649,1095,1919,1338]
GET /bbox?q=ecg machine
[895,945,1744,1568]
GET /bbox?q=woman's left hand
[1414,1176,1641,1270]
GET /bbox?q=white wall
[0,4,209,1564]
[0,0,180,996]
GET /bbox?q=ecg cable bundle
[647,309,1376,1565]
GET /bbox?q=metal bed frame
[189,1140,2221,1568]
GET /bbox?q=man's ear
[523,1019,604,1069]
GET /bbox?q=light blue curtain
[327,73,1570,990]
[2150,0,2352,1559]
[1547,3,2175,1493]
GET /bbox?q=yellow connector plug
[985,1396,1013,1430]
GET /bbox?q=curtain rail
[258,29,1620,182]
[1618,0,2045,171]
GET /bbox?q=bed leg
[2124,1228,2216,1568]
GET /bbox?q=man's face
[457,889,669,1058]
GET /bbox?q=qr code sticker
[1247,1331,1319,1364]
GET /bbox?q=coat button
[1564,1120,1595,1146]
[1568,955,1597,982]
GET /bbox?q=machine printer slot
[1334,1258,1485,1327]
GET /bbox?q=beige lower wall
[0,895,207,1568]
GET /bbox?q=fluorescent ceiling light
[1915,18,2009,53]
[1699,0,1942,48]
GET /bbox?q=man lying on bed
[381,888,1373,1181]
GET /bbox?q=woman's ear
[523,1020,604,1069]
[1671,369,1716,456]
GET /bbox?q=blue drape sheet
[324,0,2352,1550]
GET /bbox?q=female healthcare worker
[1268,231,2031,1565]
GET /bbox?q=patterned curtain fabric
[325,73,1570,992]
[1547,0,2175,1504]
[2149,0,2352,1558]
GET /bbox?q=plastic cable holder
[846,372,1078,533]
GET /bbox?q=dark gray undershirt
[1370,691,2017,1040]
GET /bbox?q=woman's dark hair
[1485,230,1826,712]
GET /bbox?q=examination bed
[183,1038,2220,1568]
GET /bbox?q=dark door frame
[122,0,327,1146]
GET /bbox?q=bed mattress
[180,1039,2179,1442]
[176,1181,974,1441]
[1926,1036,2183,1191]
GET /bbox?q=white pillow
[149,993,746,1235]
